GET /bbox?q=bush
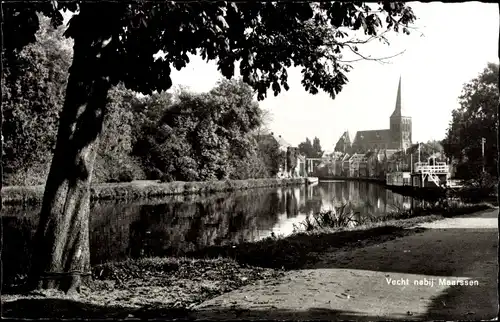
[4,161,51,186]
[93,154,145,184]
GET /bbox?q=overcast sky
[164,2,498,151]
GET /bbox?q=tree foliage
[1,17,144,185]
[387,140,446,171]
[286,147,298,171]
[299,137,323,158]
[134,79,263,181]
[45,2,417,101]
[401,140,445,162]
[2,15,72,185]
[442,63,499,179]
[299,138,313,157]
[312,137,324,158]
[254,133,284,177]
[93,84,146,183]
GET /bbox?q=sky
[164,2,499,151]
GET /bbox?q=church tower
[389,77,412,151]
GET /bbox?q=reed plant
[293,202,373,232]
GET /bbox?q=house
[270,132,292,152]
[332,152,345,176]
[267,133,307,178]
[365,151,378,178]
[376,149,388,178]
[341,153,351,176]
[349,153,367,177]
[296,154,306,177]
[359,158,368,177]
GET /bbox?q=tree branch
[338,44,406,64]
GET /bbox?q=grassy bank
[185,203,493,270]
[2,202,495,319]
[1,178,306,206]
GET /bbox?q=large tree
[442,63,499,179]
[2,2,416,293]
[134,79,262,181]
[312,137,324,158]
[298,137,314,157]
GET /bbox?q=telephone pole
[481,137,486,173]
[418,142,421,163]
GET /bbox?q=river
[2,180,415,283]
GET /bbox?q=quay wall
[318,176,385,184]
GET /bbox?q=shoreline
[2,205,495,319]
[1,178,307,206]
[318,176,498,202]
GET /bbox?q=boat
[306,177,319,185]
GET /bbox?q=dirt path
[193,209,498,320]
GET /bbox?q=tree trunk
[497,3,500,199]
[29,35,111,293]
[0,1,4,215]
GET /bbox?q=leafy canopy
[53,2,415,99]
[299,137,324,158]
[133,79,264,181]
[2,15,72,185]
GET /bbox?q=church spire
[390,76,403,118]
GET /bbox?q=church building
[345,77,412,153]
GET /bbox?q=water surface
[2,181,414,275]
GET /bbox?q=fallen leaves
[79,257,284,310]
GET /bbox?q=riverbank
[194,208,498,321]
[1,178,307,206]
[319,176,498,204]
[2,203,495,319]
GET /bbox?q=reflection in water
[3,181,416,269]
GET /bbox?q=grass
[1,178,307,206]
